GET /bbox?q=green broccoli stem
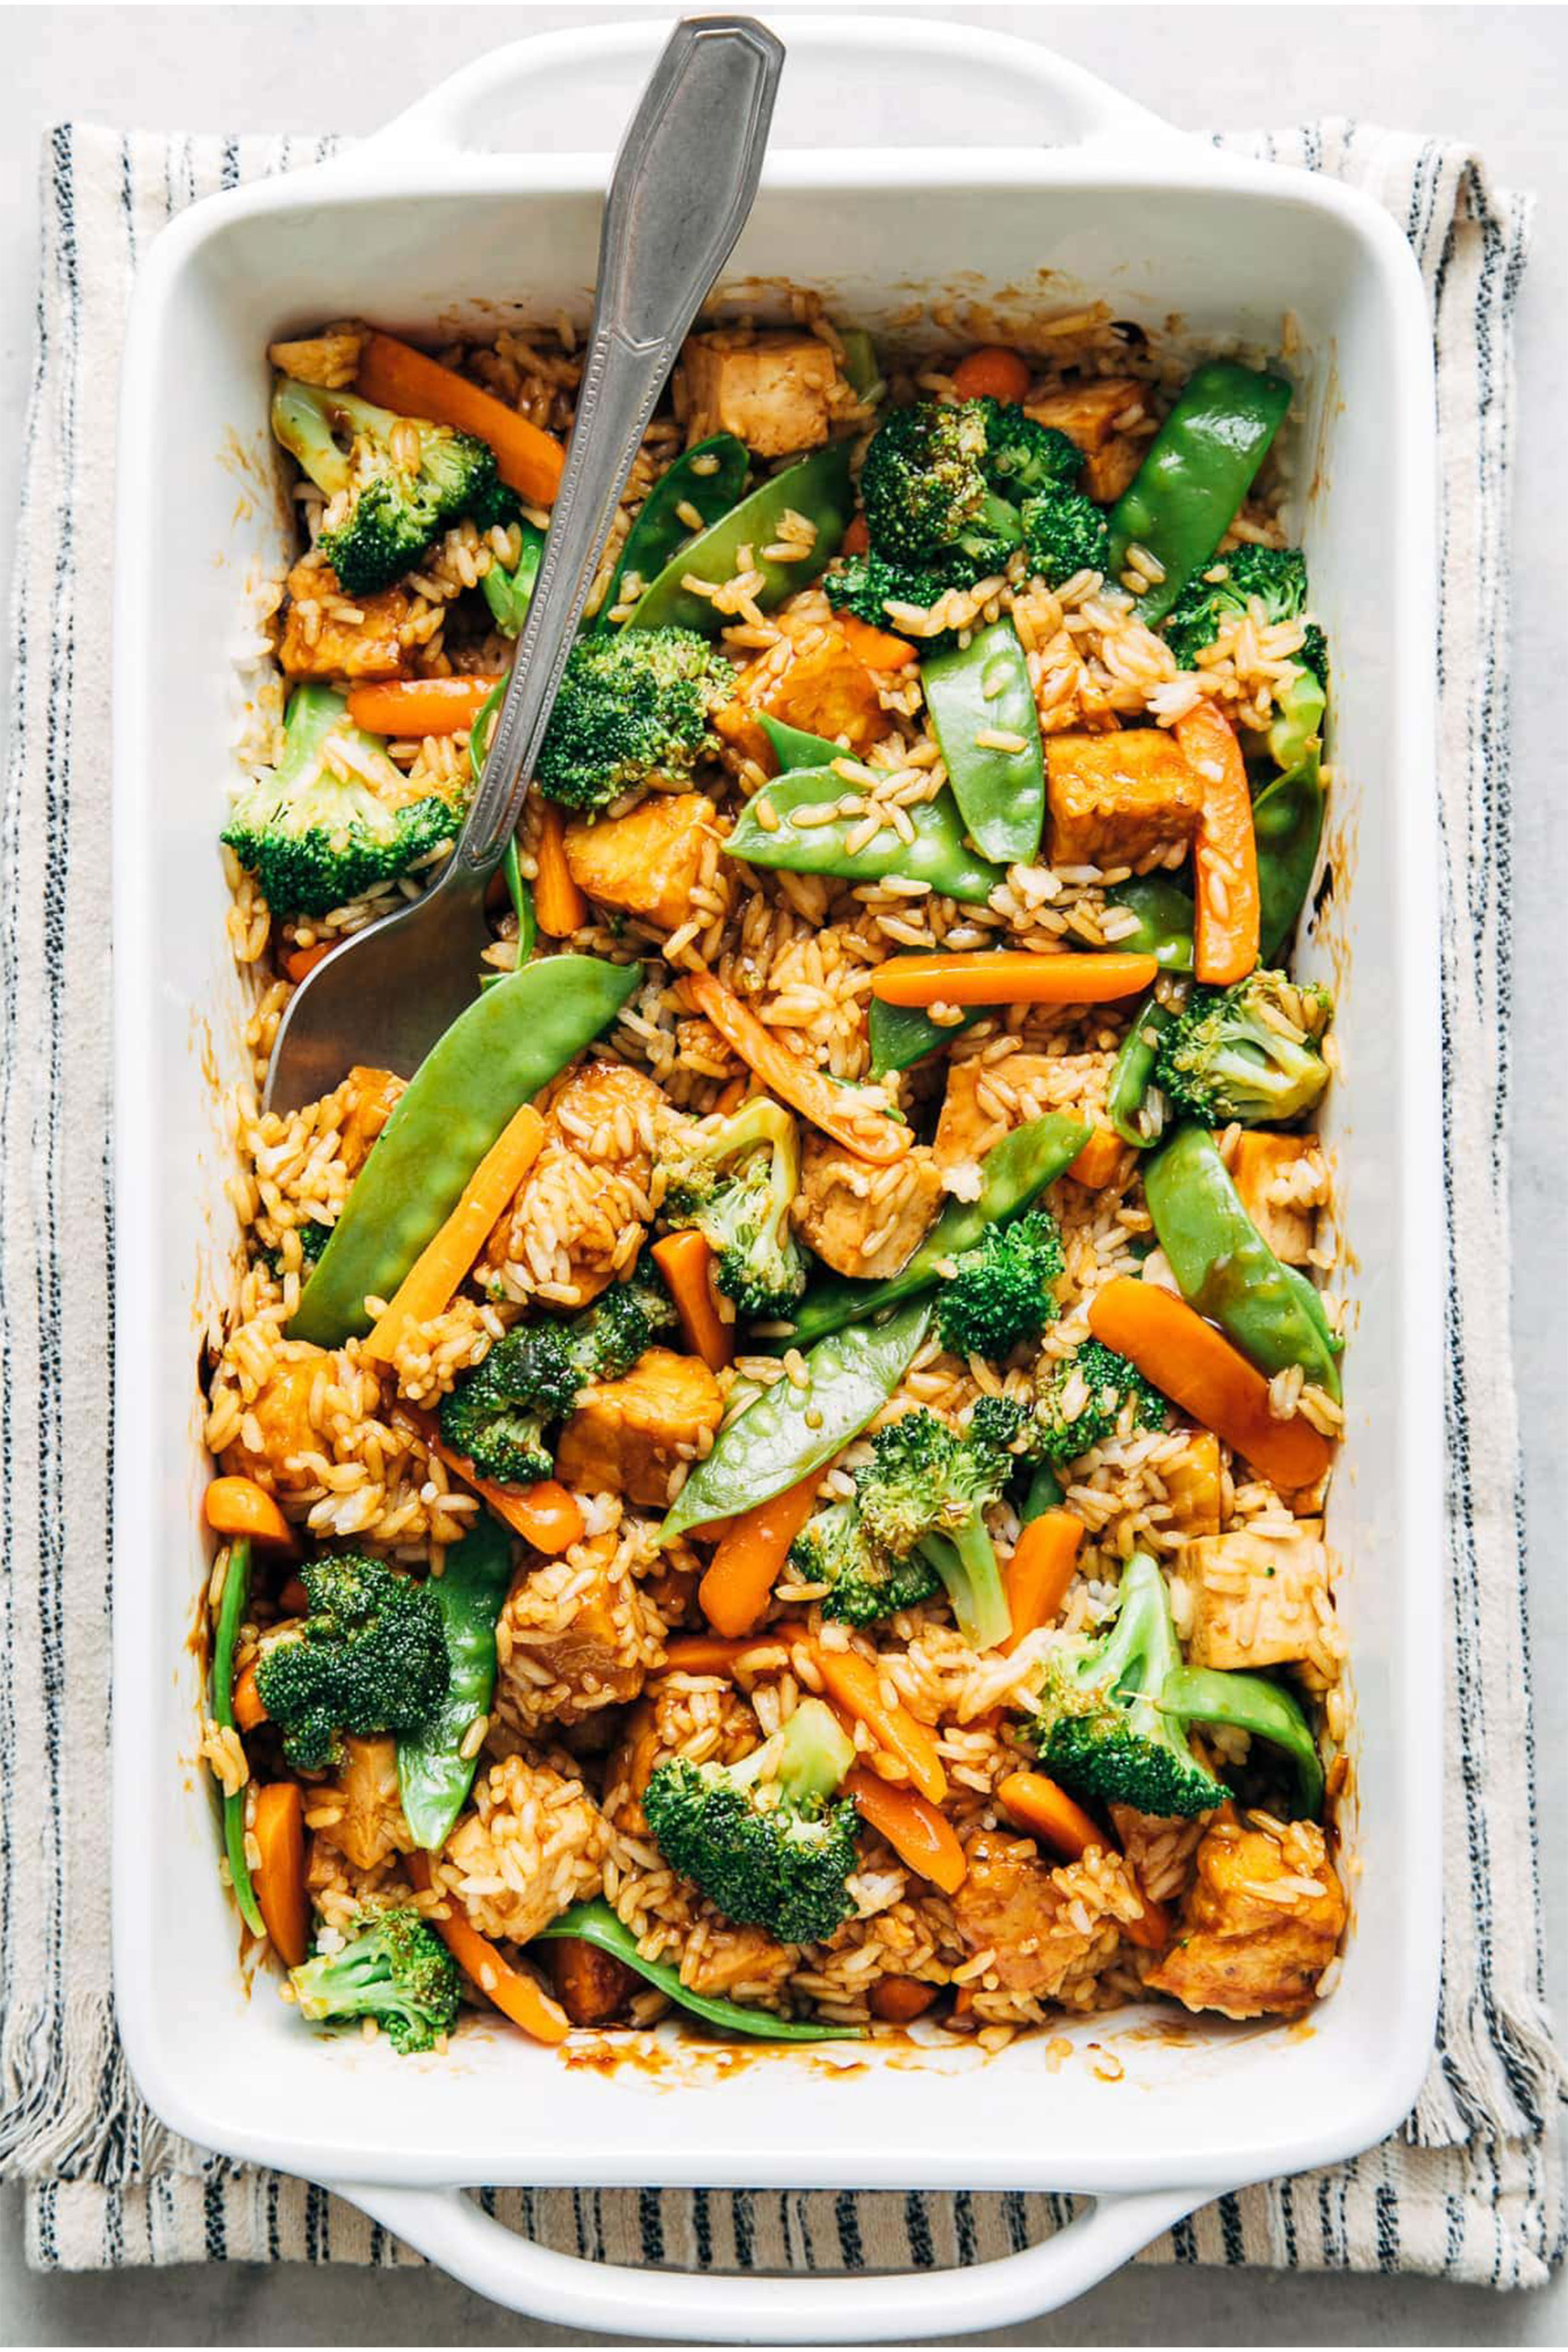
[1161,1664,1324,1817]
[917,1523,1011,1653]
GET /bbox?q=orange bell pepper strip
[996,1770,1170,1952]
[1177,700,1260,985]
[869,952,1158,1009]
[683,970,909,1164]
[204,1476,296,1551]
[651,1230,732,1374]
[346,676,502,737]
[952,347,1031,404]
[533,802,586,938]
[251,1782,310,1966]
[846,1766,966,1895]
[355,331,565,508]
[1001,1511,1083,1652]
[812,1645,946,1805]
[696,1473,822,1638]
[407,1852,569,2043]
[1087,1277,1333,1491]
[363,1103,544,1365]
[399,1406,584,1552]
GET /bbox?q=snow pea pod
[758,712,838,770]
[629,443,854,633]
[211,1537,265,1937]
[1161,1665,1324,1818]
[868,990,984,1076]
[1102,875,1194,972]
[598,433,749,625]
[1108,361,1293,624]
[1255,742,1325,962]
[398,1515,515,1850]
[778,1112,1090,1350]
[1145,1123,1342,1401]
[726,766,1005,904]
[659,1301,931,1541]
[1107,987,1179,1149]
[292,955,641,1346]
[836,327,882,402]
[481,518,545,638]
[1020,1462,1065,1523]
[921,620,1045,865]
[536,1900,862,2041]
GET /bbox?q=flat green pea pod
[1020,1462,1065,1523]
[868,992,984,1077]
[598,433,749,626]
[481,518,545,638]
[1162,1666,1324,1818]
[397,1516,515,1849]
[629,443,853,633]
[1145,1123,1343,1402]
[779,1112,1090,1350]
[1108,361,1293,624]
[1255,742,1325,962]
[210,1536,265,1937]
[921,620,1045,865]
[836,326,883,403]
[292,955,642,1345]
[758,712,838,770]
[1107,986,1180,1149]
[659,1301,931,1542]
[536,1900,862,2042]
[726,765,1005,905]
[1103,875,1194,973]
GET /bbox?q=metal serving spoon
[265,15,784,1111]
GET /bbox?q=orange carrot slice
[838,613,919,671]
[252,1782,310,1966]
[355,331,565,507]
[684,970,909,1163]
[847,1766,966,1894]
[533,802,586,938]
[1067,1128,1126,1188]
[402,1406,584,1552]
[363,1103,544,1364]
[868,1976,940,2023]
[233,1659,268,1732]
[812,1645,946,1805]
[347,676,502,737]
[284,942,334,984]
[1001,1512,1083,1653]
[870,951,1158,1009]
[407,1851,568,2043]
[652,1230,732,1374]
[1177,701,1260,985]
[697,1473,821,1638]
[996,1769,1170,1952]
[656,1626,806,1680]
[952,347,1031,404]
[205,1476,297,1551]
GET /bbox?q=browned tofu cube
[555,1348,725,1508]
[546,1936,637,2025]
[683,331,838,457]
[1160,1430,1222,1538]
[791,1130,944,1279]
[1230,1132,1324,1267]
[1084,434,1144,504]
[717,637,885,770]
[1182,1527,1334,1672]
[1045,730,1203,868]
[1026,376,1147,451]
[932,1051,1104,1171]
[564,793,716,933]
[1145,1815,1345,2019]
[315,1735,408,1873]
[277,560,411,682]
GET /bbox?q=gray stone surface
[0,5,1561,2342]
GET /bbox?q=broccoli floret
[221,684,464,919]
[641,1697,859,1944]
[1034,1338,1167,1466]
[289,1907,460,2055]
[790,1500,942,1627]
[935,1207,1064,1360]
[656,1097,807,1321]
[537,627,732,816]
[1160,545,1328,769]
[859,398,1025,577]
[1155,970,1334,1128]
[853,1408,1012,1651]
[260,1218,335,1281]
[254,1555,448,1771]
[1024,1550,1324,1817]
[438,1264,675,1483]
[976,402,1082,499]
[1021,488,1111,586]
[824,550,955,632]
[271,376,501,597]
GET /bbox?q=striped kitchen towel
[1,116,1561,2290]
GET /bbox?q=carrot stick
[846,1766,966,1894]
[1067,1128,1125,1188]
[952,346,1031,405]
[233,1659,267,1732]
[870,951,1158,1010]
[656,1627,805,1680]
[284,942,334,984]
[1087,1276,1333,1491]
[1002,1512,1083,1652]
[251,1782,310,1966]
[1177,701,1260,985]
[401,1406,584,1552]
[697,1473,821,1638]
[347,676,502,737]
[364,1103,544,1364]
[204,1476,297,1551]
[869,1976,939,2023]
[652,1230,732,1374]
[841,515,870,557]
[684,970,909,1163]
[812,1645,946,1805]
[838,613,919,671]
[996,1769,1170,1952]
[355,331,565,507]
[407,1851,569,2044]
[534,802,586,938]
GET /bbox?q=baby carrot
[407,1852,569,2043]
[347,676,502,737]
[651,1230,732,1374]
[355,331,565,507]
[869,951,1158,1009]
[952,347,1031,405]
[251,1782,310,1966]
[846,1766,966,1895]
[696,1473,821,1638]
[1177,700,1260,985]
[204,1476,297,1550]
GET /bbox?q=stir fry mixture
[204,310,1349,2057]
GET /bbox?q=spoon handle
[455,15,784,881]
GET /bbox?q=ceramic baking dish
[111,15,1442,2338]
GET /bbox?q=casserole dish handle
[328,2179,1204,2340]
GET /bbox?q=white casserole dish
[111,16,1443,2338]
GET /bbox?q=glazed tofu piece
[683,330,838,457]
[1083,435,1144,505]
[1046,729,1203,869]
[950,1831,1123,1998]
[682,1921,796,1995]
[1182,1526,1334,1673]
[267,330,362,389]
[790,1130,944,1280]
[221,1347,339,1499]
[1230,1131,1325,1268]
[441,1753,609,1946]
[564,793,716,933]
[546,1935,638,2025]
[498,1533,666,1729]
[480,1061,663,1309]
[1145,1813,1346,2018]
[717,638,885,770]
[339,1065,406,1173]
[1026,376,1147,453]
[932,1051,1109,1171]
[277,559,411,683]
[1159,1431,1223,1539]
[555,1348,725,1509]
[315,1734,410,1873]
